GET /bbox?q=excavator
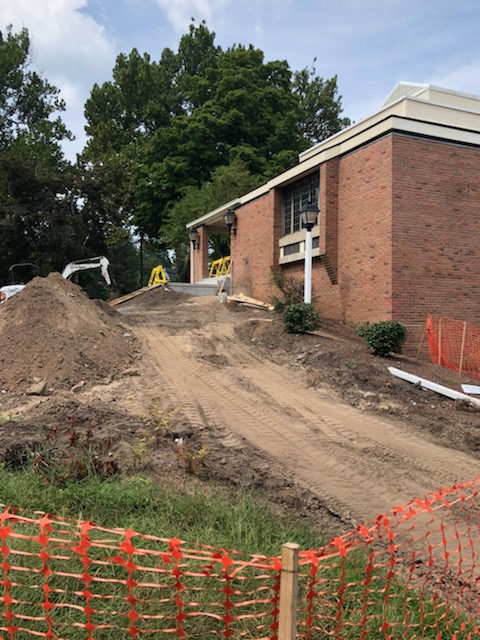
[0,256,112,303]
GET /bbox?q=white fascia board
[298,100,404,162]
[187,96,480,230]
[185,198,241,229]
[391,115,480,145]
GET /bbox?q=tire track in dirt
[201,324,473,486]
[133,316,480,522]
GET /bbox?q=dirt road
[120,295,479,523]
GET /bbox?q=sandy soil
[118,291,479,524]
[1,287,479,533]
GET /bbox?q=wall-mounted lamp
[223,209,237,235]
[189,227,199,249]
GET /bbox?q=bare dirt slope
[0,274,137,392]
[120,294,480,523]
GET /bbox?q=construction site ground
[1,282,479,537]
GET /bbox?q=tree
[82,21,351,277]
[163,159,261,281]
[293,65,351,144]
[130,40,304,237]
[0,27,80,281]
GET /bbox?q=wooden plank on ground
[227,292,274,311]
[110,283,165,306]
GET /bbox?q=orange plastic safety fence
[426,314,480,380]
[297,477,480,639]
[0,510,281,640]
[1,478,480,638]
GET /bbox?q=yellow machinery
[209,256,231,278]
[148,265,169,286]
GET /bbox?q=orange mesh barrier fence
[1,478,480,639]
[426,315,480,380]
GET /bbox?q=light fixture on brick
[188,227,199,249]
[223,209,237,235]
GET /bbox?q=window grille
[282,172,319,236]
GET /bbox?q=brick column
[319,159,339,283]
[191,225,210,282]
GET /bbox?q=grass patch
[0,468,321,554]
[0,470,474,639]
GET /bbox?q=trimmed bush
[357,321,406,356]
[283,303,319,334]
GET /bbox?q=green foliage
[283,303,319,334]
[0,27,80,282]
[83,20,350,247]
[271,269,304,311]
[293,66,351,144]
[0,22,350,292]
[163,159,261,281]
[0,468,321,553]
[357,321,406,356]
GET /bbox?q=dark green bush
[357,321,406,356]
[283,303,319,334]
[271,269,304,312]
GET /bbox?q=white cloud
[1,0,117,159]
[152,0,231,32]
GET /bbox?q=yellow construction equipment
[148,265,169,286]
[209,256,231,278]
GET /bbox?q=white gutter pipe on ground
[388,366,480,408]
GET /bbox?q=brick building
[187,83,480,347]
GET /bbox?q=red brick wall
[191,225,210,281]
[231,137,394,319]
[392,134,480,347]
[231,191,281,300]
[336,135,393,323]
[280,140,393,322]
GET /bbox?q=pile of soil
[0,274,137,392]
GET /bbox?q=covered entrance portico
[186,203,235,284]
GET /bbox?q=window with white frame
[282,172,319,236]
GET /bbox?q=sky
[1,0,480,161]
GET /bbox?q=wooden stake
[217,259,232,296]
[416,323,426,359]
[278,543,299,640]
[438,319,443,366]
[459,321,468,378]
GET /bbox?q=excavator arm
[61,256,112,286]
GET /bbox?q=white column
[304,229,313,304]
[189,241,194,283]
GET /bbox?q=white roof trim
[187,85,480,230]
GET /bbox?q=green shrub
[271,269,304,312]
[283,303,319,334]
[357,321,406,356]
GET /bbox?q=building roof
[186,82,480,230]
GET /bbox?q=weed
[2,418,118,485]
[145,400,180,443]
[175,440,208,475]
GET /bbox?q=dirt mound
[0,274,137,392]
